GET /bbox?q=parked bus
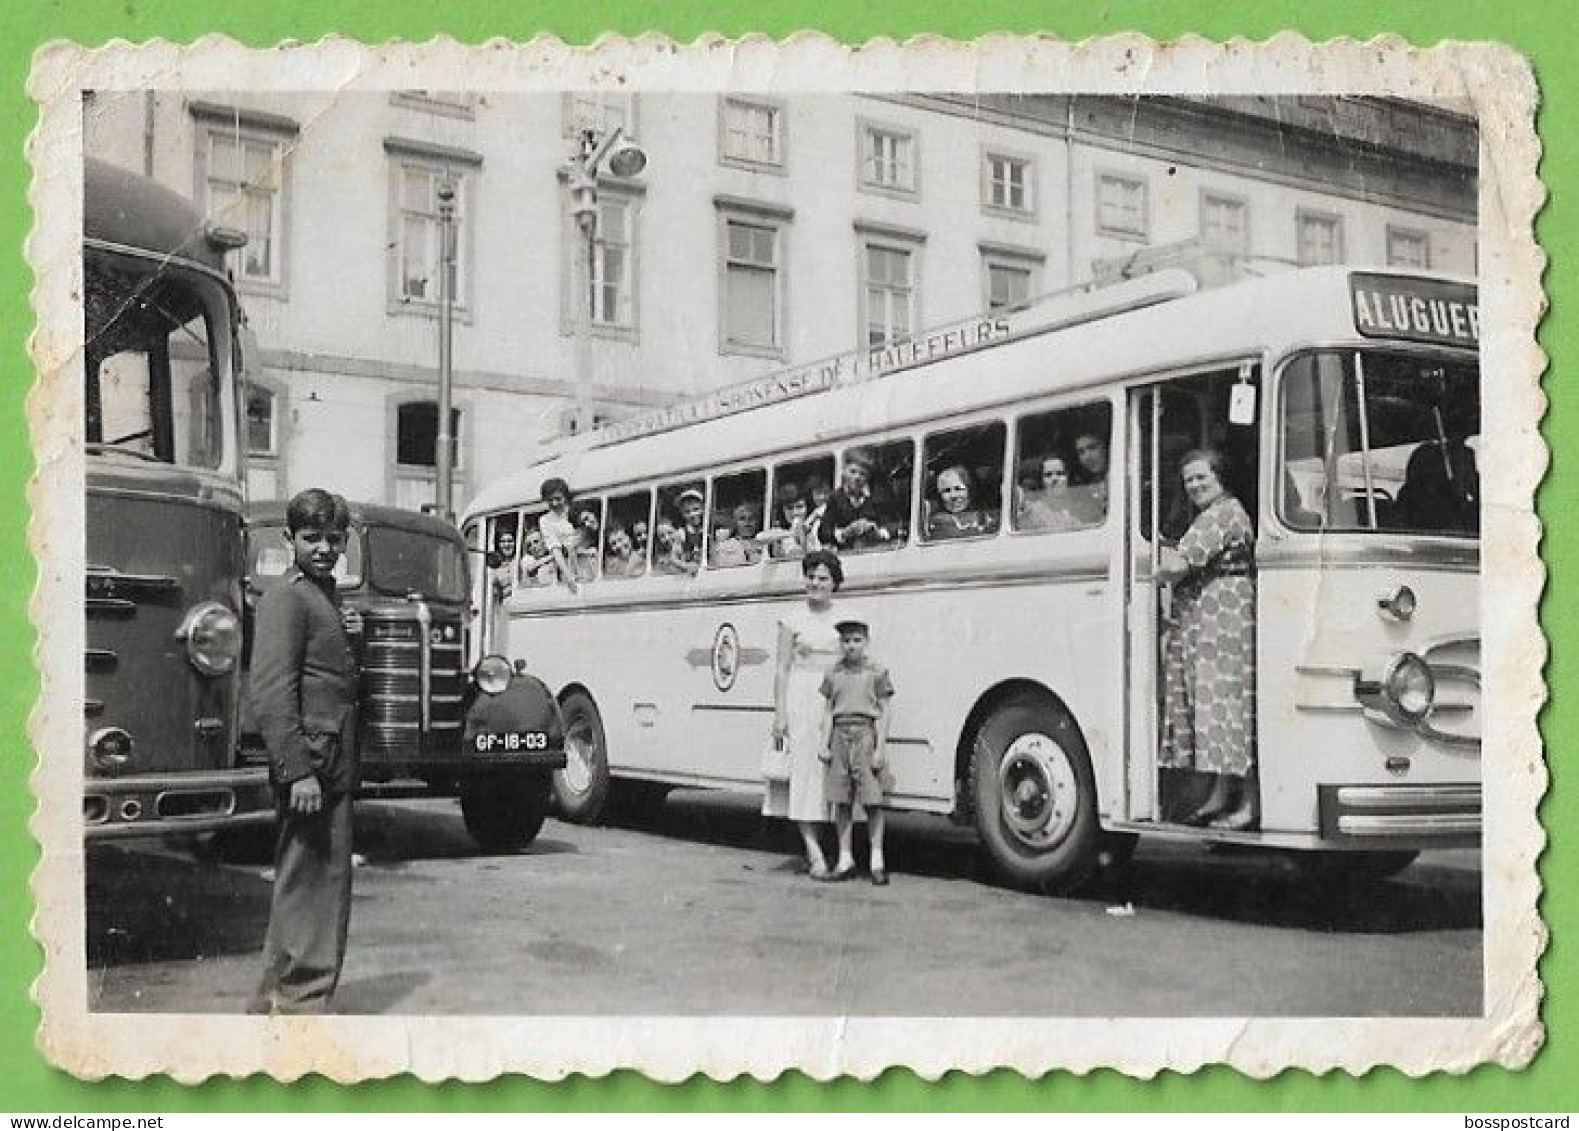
[82,158,273,837]
[463,266,1481,892]
[241,500,567,852]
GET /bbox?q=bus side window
[921,422,1005,542]
[486,512,521,602]
[825,438,913,553]
[655,481,706,575]
[603,489,652,579]
[768,453,834,558]
[1013,402,1112,533]
[709,467,768,568]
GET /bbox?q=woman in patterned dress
[1156,448,1259,831]
[763,549,845,877]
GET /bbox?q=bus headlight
[1381,652,1435,724]
[176,601,242,676]
[474,655,513,696]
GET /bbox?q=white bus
[463,266,1481,893]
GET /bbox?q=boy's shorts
[825,716,892,807]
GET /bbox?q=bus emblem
[711,623,740,692]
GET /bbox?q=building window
[983,151,1035,218]
[384,138,483,317]
[858,120,918,197]
[722,218,783,354]
[1200,191,1249,254]
[390,91,476,119]
[245,385,277,457]
[197,127,288,288]
[720,98,784,170]
[563,92,636,139]
[590,194,636,330]
[985,260,1033,311]
[1387,225,1431,270]
[1296,210,1345,266]
[861,239,919,349]
[1096,172,1148,240]
[393,400,465,515]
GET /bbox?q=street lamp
[566,125,647,436]
[434,177,457,520]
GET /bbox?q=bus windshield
[366,527,469,602]
[1279,348,1480,537]
[84,251,233,472]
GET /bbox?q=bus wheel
[554,691,611,824]
[1291,849,1420,885]
[461,774,552,853]
[971,696,1101,894]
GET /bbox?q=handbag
[761,737,791,783]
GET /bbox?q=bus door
[1125,364,1261,824]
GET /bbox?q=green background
[0,1,1561,1112]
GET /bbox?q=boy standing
[818,619,896,884]
[249,489,362,1014]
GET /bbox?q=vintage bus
[82,158,274,837]
[463,266,1481,892]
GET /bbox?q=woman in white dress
[763,549,844,878]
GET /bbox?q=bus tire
[971,695,1101,895]
[460,773,552,853]
[553,690,611,824]
[1291,849,1420,885]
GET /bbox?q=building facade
[82,91,1477,512]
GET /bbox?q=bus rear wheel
[971,696,1101,895]
[461,773,552,853]
[553,690,611,824]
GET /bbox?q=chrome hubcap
[997,731,1079,849]
[562,718,595,793]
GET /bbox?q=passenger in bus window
[603,522,646,578]
[631,519,650,557]
[572,505,601,582]
[712,502,766,567]
[763,549,845,880]
[1017,455,1081,532]
[518,528,557,587]
[821,448,900,552]
[536,477,580,593]
[488,527,517,603]
[925,464,1000,540]
[676,487,707,566]
[653,518,697,576]
[803,479,832,552]
[1072,430,1111,523]
[1156,447,1259,831]
[760,484,810,559]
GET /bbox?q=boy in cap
[817,618,896,884]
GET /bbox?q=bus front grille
[362,609,466,762]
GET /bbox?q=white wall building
[83,90,1477,512]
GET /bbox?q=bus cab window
[603,490,652,579]
[656,482,707,574]
[922,422,1005,541]
[769,454,835,557]
[822,440,912,553]
[710,468,768,567]
[1013,403,1113,532]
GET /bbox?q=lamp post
[434,178,457,520]
[565,125,647,437]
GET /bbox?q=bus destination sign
[1350,272,1479,349]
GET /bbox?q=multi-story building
[82,91,1477,512]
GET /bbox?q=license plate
[472,731,551,754]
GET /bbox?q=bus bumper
[85,767,276,839]
[1317,783,1481,847]
[359,749,567,789]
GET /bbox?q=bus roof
[465,266,1477,520]
[84,158,233,275]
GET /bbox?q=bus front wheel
[554,690,611,824]
[971,696,1101,895]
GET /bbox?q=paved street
[86,791,1482,1016]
